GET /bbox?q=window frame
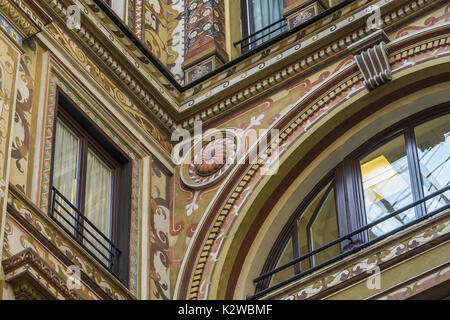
[104,0,128,22]
[239,0,286,53]
[50,88,132,285]
[260,105,450,289]
[306,180,340,267]
[55,107,121,245]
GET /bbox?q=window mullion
[404,126,426,217]
[76,136,89,242]
[341,158,369,247]
[291,226,301,275]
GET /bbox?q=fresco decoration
[144,0,168,65]
[149,159,172,300]
[2,217,99,300]
[0,31,20,257]
[62,0,180,111]
[2,247,83,300]
[9,39,38,195]
[0,13,22,46]
[167,0,185,82]
[184,0,226,60]
[184,25,450,299]
[178,0,436,114]
[376,264,450,300]
[45,22,173,153]
[0,0,41,42]
[39,72,142,296]
[144,0,185,82]
[134,0,144,38]
[393,3,450,39]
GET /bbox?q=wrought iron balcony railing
[235,17,288,53]
[248,184,450,300]
[49,186,121,273]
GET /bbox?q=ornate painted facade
[0,0,449,301]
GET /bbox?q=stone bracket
[348,29,392,91]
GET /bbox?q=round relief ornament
[180,130,242,190]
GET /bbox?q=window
[258,107,450,291]
[105,0,127,21]
[51,90,131,284]
[414,114,450,211]
[241,0,286,52]
[359,134,416,239]
[307,182,339,266]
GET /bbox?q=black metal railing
[235,18,288,53]
[50,186,121,272]
[248,184,450,300]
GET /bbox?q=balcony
[49,186,121,276]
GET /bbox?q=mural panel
[0,30,20,261]
[149,158,172,299]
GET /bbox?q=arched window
[256,106,450,294]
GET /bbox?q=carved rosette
[180,129,242,190]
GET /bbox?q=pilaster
[183,0,229,84]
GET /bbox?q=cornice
[0,0,38,39]
[33,0,372,125]
[40,0,179,132]
[2,248,82,300]
[0,0,51,39]
[31,0,443,135]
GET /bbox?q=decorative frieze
[0,0,50,43]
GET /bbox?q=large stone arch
[177,24,450,300]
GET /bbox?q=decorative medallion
[180,129,242,190]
